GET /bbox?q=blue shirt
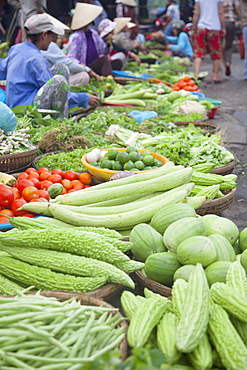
[166,32,193,56]
[0,41,89,109]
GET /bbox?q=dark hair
[24,29,53,43]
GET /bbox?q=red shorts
[193,29,223,60]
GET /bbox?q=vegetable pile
[0,291,126,368]
[0,128,35,155]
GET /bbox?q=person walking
[240,0,247,79]
[191,0,226,82]
[162,0,180,36]
[223,0,241,76]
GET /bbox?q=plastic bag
[0,101,17,132]
[128,110,158,124]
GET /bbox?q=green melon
[201,215,239,245]
[130,223,166,262]
[163,217,206,253]
[177,235,217,267]
[144,252,181,287]
[205,261,232,286]
[239,227,247,251]
[233,239,242,255]
[240,249,247,272]
[150,203,197,235]
[236,254,242,262]
[208,234,236,262]
[47,183,64,199]
[173,265,196,282]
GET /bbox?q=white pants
[69,71,90,86]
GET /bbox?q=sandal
[213,78,223,84]
[225,64,231,76]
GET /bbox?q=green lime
[112,161,123,170]
[154,159,163,167]
[116,152,129,164]
[130,168,139,171]
[101,159,112,169]
[124,160,134,170]
[129,151,141,162]
[142,151,153,157]
[126,146,138,153]
[134,161,145,170]
[107,148,118,160]
[152,166,158,169]
[144,166,153,170]
[138,154,144,161]
[90,161,99,167]
[143,154,155,166]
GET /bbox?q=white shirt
[195,0,224,30]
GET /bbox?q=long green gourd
[210,282,247,323]
[171,278,188,316]
[0,273,24,296]
[47,188,189,229]
[113,260,145,274]
[187,333,213,370]
[226,261,247,297]
[127,296,169,348]
[53,166,192,206]
[0,246,135,289]
[0,229,129,264]
[120,291,146,320]
[157,312,181,365]
[58,183,195,216]
[208,302,247,370]
[231,316,247,347]
[0,257,108,293]
[176,263,209,353]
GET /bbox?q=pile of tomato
[0,167,92,224]
[172,76,200,92]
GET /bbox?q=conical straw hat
[127,22,136,29]
[113,17,132,34]
[71,3,103,31]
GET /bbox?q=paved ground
[196,52,247,231]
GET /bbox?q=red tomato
[61,179,72,191]
[51,169,65,178]
[79,172,92,185]
[27,171,40,180]
[30,198,48,203]
[21,213,35,218]
[37,167,49,175]
[17,179,34,193]
[29,177,41,189]
[0,216,10,224]
[39,171,51,181]
[25,167,37,174]
[61,187,67,195]
[64,170,78,181]
[67,189,77,193]
[84,185,91,188]
[0,186,14,208]
[38,189,50,200]
[39,180,53,190]
[11,198,27,216]
[10,187,21,200]
[0,209,14,217]
[47,174,62,183]
[71,180,84,190]
[22,186,39,202]
[18,172,29,181]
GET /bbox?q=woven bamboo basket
[0,146,39,173]
[134,270,172,298]
[0,291,128,360]
[210,157,239,176]
[196,188,237,216]
[174,120,219,135]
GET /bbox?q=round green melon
[144,252,181,287]
[130,223,166,262]
[177,235,217,267]
[233,239,242,255]
[163,217,206,253]
[150,203,197,235]
[173,265,196,282]
[208,234,236,262]
[240,249,247,272]
[205,261,232,286]
[239,227,247,252]
[201,215,239,246]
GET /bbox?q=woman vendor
[67,2,122,77]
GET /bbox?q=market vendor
[97,18,141,69]
[67,3,122,77]
[113,17,147,54]
[0,13,99,118]
[41,15,101,86]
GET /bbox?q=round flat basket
[134,270,172,298]
[174,121,219,135]
[196,188,237,216]
[0,146,39,173]
[210,157,239,176]
[0,290,128,361]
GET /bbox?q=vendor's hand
[131,53,141,66]
[88,94,100,109]
[88,69,102,81]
